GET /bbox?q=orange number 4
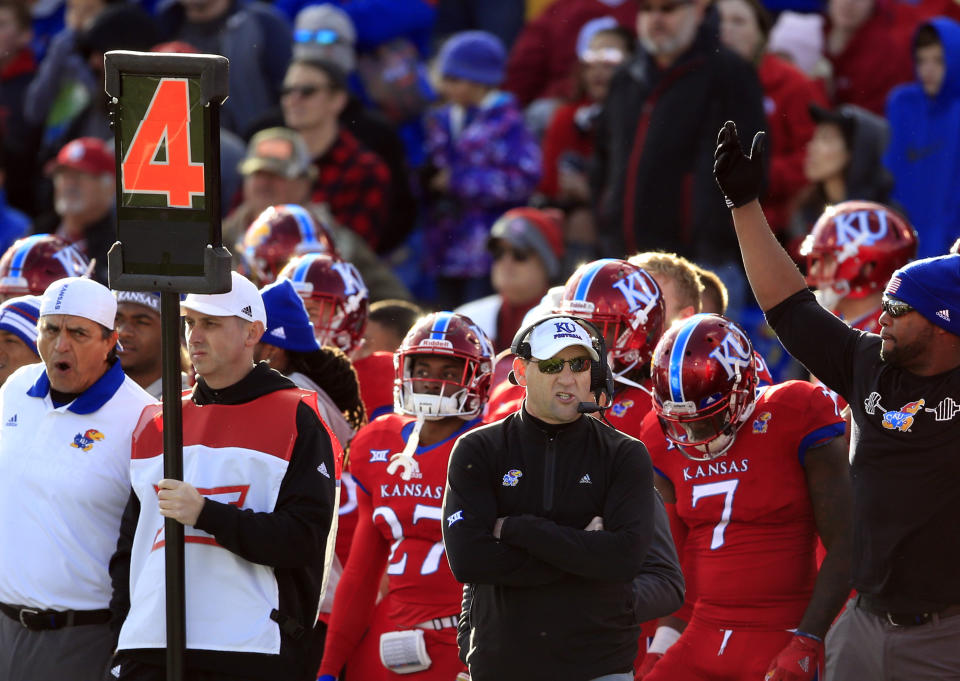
[122,78,204,208]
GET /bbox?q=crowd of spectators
[1,0,959,381]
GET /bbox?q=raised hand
[713,120,766,209]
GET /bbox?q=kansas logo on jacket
[71,429,105,451]
[502,469,522,487]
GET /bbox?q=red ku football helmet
[0,235,91,300]
[800,201,917,310]
[394,311,495,420]
[243,204,338,285]
[279,253,367,353]
[556,258,665,382]
[651,314,758,461]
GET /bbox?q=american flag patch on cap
[886,276,902,294]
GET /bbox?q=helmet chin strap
[611,355,653,394]
[815,282,849,311]
[614,371,651,395]
[387,415,425,481]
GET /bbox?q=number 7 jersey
[640,380,845,630]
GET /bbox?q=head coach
[442,314,657,681]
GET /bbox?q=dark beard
[880,326,934,369]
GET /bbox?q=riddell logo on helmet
[562,299,593,314]
[418,338,453,349]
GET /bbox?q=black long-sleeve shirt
[766,289,960,611]
[442,407,655,681]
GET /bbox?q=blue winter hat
[885,254,960,336]
[437,31,506,86]
[260,279,322,353]
[0,295,40,355]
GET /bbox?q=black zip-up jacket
[455,488,685,663]
[442,407,655,681]
[109,362,337,681]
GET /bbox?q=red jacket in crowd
[824,0,914,115]
[759,53,829,234]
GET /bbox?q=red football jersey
[333,351,394,571]
[320,413,479,677]
[640,380,845,630]
[353,351,396,420]
[349,413,478,625]
[607,382,654,439]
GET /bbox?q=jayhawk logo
[610,400,634,418]
[71,429,105,451]
[502,469,523,487]
[752,411,772,434]
[882,399,925,432]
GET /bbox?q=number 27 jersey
[641,380,845,630]
[350,413,479,625]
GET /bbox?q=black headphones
[509,313,615,405]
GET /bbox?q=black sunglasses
[490,245,531,262]
[881,296,913,318]
[532,357,591,374]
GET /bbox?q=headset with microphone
[508,313,615,416]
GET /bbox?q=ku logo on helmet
[833,209,889,248]
[611,271,658,323]
[709,326,752,379]
[332,261,366,297]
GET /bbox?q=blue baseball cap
[260,279,322,353]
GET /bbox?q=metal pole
[160,291,185,681]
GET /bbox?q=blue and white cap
[0,295,41,355]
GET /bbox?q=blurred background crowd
[0,0,958,383]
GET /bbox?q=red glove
[635,652,662,679]
[765,633,824,681]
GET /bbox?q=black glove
[713,120,766,208]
